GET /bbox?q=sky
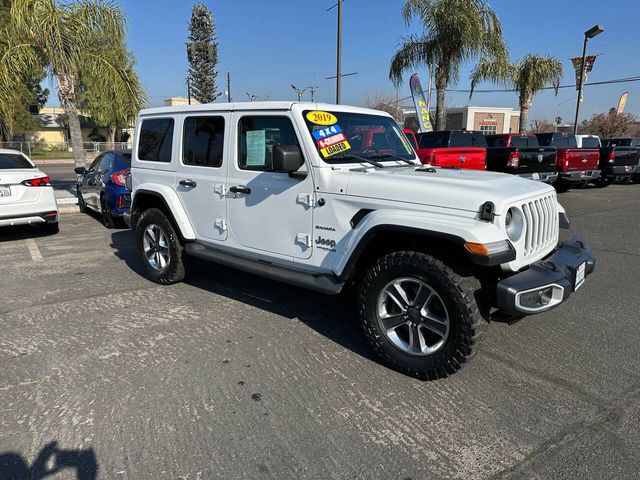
[47,0,640,123]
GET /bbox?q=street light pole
[573,25,604,134]
[336,0,342,104]
[291,84,308,101]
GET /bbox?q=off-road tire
[358,251,486,380]
[136,208,186,285]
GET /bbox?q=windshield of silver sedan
[303,110,417,165]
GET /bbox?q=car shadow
[0,441,98,480]
[110,230,380,365]
[0,224,58,243]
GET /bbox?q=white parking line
[25,238,43,261]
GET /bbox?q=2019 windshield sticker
[306,111,337,126]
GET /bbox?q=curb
[59,204,80,214]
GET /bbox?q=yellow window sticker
[320,140,351,157]
[306,111,338,126]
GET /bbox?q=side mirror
[74,167,87,174]
[272,145,304,173]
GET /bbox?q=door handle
[179,179,197,188]
[229,185,251,194]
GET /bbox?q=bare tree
[364,91,403,121]
[528,119,556,133]
[579,110,640,138]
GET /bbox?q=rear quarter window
[138,118,174,162]
[0,153,33,169]
[581,137,600,148]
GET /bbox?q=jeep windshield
[303,110,417,165]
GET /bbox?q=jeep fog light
[505,207,524,242]
[515,285,564,312]
[464,240,510,256]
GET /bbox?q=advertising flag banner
[409,73,432,133]
[571,55,597,90]
[617,92,629,114]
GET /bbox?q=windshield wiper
[338,154,385,168]
[365,153,416,165]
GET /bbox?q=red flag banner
[571,55,597,90]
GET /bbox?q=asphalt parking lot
[1,182,639,479]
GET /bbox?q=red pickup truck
[414,130,486,170]
[535,133,600,190]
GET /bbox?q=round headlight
[505,207,524,242]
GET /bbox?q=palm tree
[470,54,563,133]
[390,0,507,131]
[0,0,146,167]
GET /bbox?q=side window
[183,116,225,167]
[88,156,102,172]
[238,116,300,171]
[97,153,112,173]
[138,118,174,162]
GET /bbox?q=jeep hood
[341,166,554,214]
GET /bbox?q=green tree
[187,3,220,103]
[389,0,506,130]
[0,0,49,141]
[78,36,146,146]
[0,0,144,167]
[470,54,563,133]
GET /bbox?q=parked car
[414,130,487,170]
[485,133,557,183]
[125,102,595,380]
[535,133,600,190]
[575,135,638,186]
[0,149,58,233]
[603,138,640,183]
[402,128,418,152]
[75,150,131,228]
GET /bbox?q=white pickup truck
[125,102,595,379]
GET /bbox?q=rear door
[175,113,229,242]
[79,155,102,208]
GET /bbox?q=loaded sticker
[313,124,351,157]
[306,110,337,125]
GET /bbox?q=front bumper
[496,235,595,316]
[517,171,558,184]
[558,170,601,183]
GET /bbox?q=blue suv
[76,150,131,228]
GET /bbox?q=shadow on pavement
[0,224,58,243]
[0,441,98,480]
[110,230,380,365]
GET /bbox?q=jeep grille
[521,193,559,256]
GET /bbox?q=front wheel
[136,208,186,285]
[358,251,486,380]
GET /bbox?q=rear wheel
[41,222,59,234]
[100,195,115,228]
[595,176,613,188]
[358,251,486,380]
[136,208,186,285]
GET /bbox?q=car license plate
[532,172,540,180]
[0,185,10,197]
[575,262,586,290]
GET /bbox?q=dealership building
[402,105,521,134]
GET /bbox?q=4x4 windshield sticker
[313,124,352,157]
[306,111,337,126]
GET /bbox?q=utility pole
[187,75,192,105]
[226,72,231,102]
[308,85,318,102]
[326,1,356,104]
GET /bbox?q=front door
[175,113,229,242]
[227,113,314,259]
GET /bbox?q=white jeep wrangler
[126,102,595,379]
